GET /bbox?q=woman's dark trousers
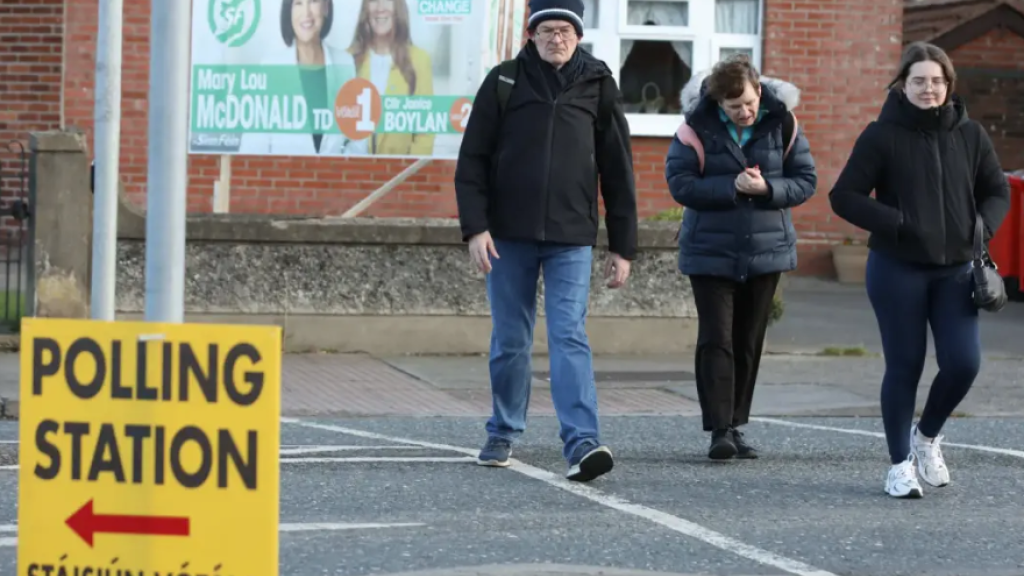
[865,249,981,464]
[689,272,781,432]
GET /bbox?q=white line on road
[280,522,426,532]
[752,417,1024,459]
[0,522,427,547]
[281,445,425,455]
[280,417,838,576]
[0,455,471,472]
[283,456,475,464]
[0,444,421,455]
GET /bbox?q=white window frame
[581,0,764,137]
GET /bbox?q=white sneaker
[885,457,924,498]
[910,425,950,487]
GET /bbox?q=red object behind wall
[988,175,1024,297]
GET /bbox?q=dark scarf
[527,40,586,99]
[559,47,585,84]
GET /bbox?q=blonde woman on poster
[245,0,369,155]
[348,0,435,156]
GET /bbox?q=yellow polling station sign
[17,317,282,576]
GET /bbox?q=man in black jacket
[454,0,637,483]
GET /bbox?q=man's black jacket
[454,42,638,259]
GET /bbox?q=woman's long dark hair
[280,0,334,47]
[887,41,958,105]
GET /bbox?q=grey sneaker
[477,437,512,467]
[566,442,614,482]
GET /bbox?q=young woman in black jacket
[829,42,1010,499]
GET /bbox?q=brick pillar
[763,0,904,277]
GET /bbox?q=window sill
[625,113,684,138]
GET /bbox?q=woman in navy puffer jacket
[664,55,818,460]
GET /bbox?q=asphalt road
[1,415,1023,576]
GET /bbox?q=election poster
[189,0,523,160]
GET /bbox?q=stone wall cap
[116,196,682,248]
[29,131,88,153]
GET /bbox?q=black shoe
[708,429,737,460]
[731,427,758,459]
[566,442,614,482]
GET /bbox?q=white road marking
[280,417,839,576]
[0,521,427,547]
[280,445,424,455]
[280,522,426,532]
[283,456,474,464]
[0,446,447,472]
[0,454,471,472]
[0,443,418,454]
[753,417,1024,459]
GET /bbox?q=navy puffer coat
[665,72,818,282]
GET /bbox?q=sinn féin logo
[208,0,261,47]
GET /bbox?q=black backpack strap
[595,75,616,133]
[496,59,518,118]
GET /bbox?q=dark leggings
[866,250,981,464]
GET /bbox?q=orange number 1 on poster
[16,317,282,576]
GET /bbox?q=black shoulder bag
[970,214,1008,312]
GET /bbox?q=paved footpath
[0,280,1021,575]
[0,348,1023,576]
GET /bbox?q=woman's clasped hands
[736,165,769,196]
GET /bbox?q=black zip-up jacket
[829,89,1010,266]
[454,43,638,259]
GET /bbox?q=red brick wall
[56,0,905,276]
[63,1,461,217]
[948,29,1024,173]
[761,0,904,276]
[0,0,64,228]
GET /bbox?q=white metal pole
[90,0,123,321]
[143,0,191,323]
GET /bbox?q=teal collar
[718,107,766,146]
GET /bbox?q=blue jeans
[865,249,981,464]
[484,239,601,462]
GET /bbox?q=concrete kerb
[0,336,17,351]
[1,398,17,420]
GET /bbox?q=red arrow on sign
[66,499,190,547]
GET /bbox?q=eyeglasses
[536,27,577,41]
[908,77,948,90]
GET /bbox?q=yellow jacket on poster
[355,44,435,156]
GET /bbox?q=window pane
[580,42,594,54]
[719,47,753,62]
[627,1,689,27]
[620,39,693,114]
[715,0,758,34]
[581,0,598,28]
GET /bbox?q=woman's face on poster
[367,0,396,37]
[291,0,328,45]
